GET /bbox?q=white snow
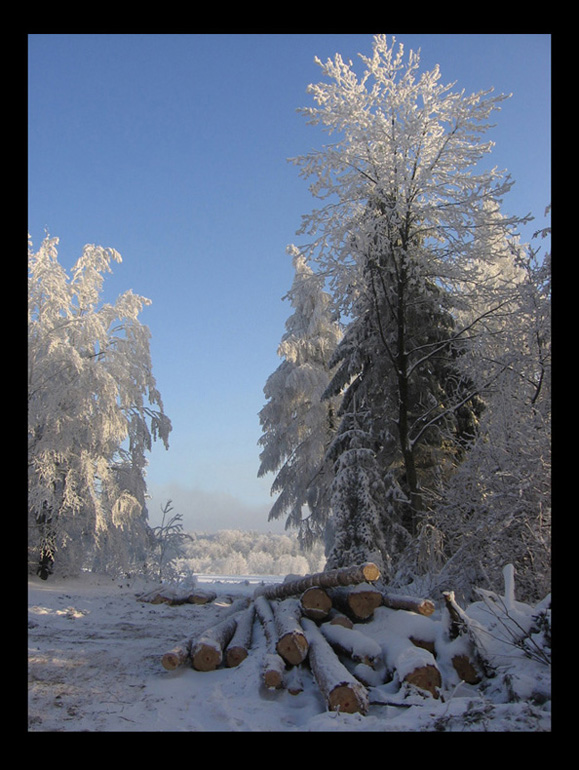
[28,572,551,732]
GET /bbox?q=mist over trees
[258,36,551,602]
[28,235,172,578]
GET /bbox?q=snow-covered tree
[430,212,551,603]
[258,247,342,546]
[289,36,528,571]
[324,406,391,576]
[28,234,172,578]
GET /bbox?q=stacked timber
[158,562,487,712]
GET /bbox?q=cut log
[161,638,192,671]
[329,583,383,620]
[378,624,441,698]
[382,592,435,616]
[254,562,380,600]
[451,653,482,684]
[225,603,255,668]
[262,653,286,690]
[320,622,383,668]
[191,611,241,671]
[273,598,309,666]
[300,586,332,620]
[254,595,286,689]
[327,610,354,629]
[442,591,487,681]
[188,588,217,605]
[302,617,369,715]
[137,584,218,606]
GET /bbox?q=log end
[452,654,482,685]
[328,684,369,715]
[277,632,309,666]
[192,644,222,672]
[225,646,248,668]
[161,652,184,671]
[404,664,442,698]
[361,562,381,583]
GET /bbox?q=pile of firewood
[151,563,484,715]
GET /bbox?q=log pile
[158,562,487,714]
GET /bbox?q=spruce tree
[258,248,342,546]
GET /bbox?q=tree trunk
[302,617,369,715]
[382,592,435,616]
[225,603,255,668]
[254,562,380,600]
[254,595,286,689]
[329,583,383,620]
[300,586,332,620]
[273,598,309,666]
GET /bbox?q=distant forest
[174,530,326,577]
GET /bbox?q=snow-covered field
[28,572,551,732]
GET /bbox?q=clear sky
[28,33,551,533]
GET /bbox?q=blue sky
[28,33,551,532]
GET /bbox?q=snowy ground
[28,572,551,732]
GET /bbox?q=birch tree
[28,235,172,578]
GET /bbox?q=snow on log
[286,665,305,695]
[254,562,380,600]
[300,586,332,620]
[189,588,218,605]
[191,612,241,672]
[382,592,435,616]
[254,595,286,689]
[302,617,369,715]
[225,603,255,668]
[372,606,441,698]
[137,585,218,606]
[320,622,383,668]
[328,583,383,620]
[273,598,309,666]
[442,591,487,681]
[161,639,192,671]
[327,609,354,629]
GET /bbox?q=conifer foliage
[259,36,550,600]
[28,235,171,578]
[258,248,342,546]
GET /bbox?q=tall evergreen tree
[258,248,342,546]
[289,35,530,574]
